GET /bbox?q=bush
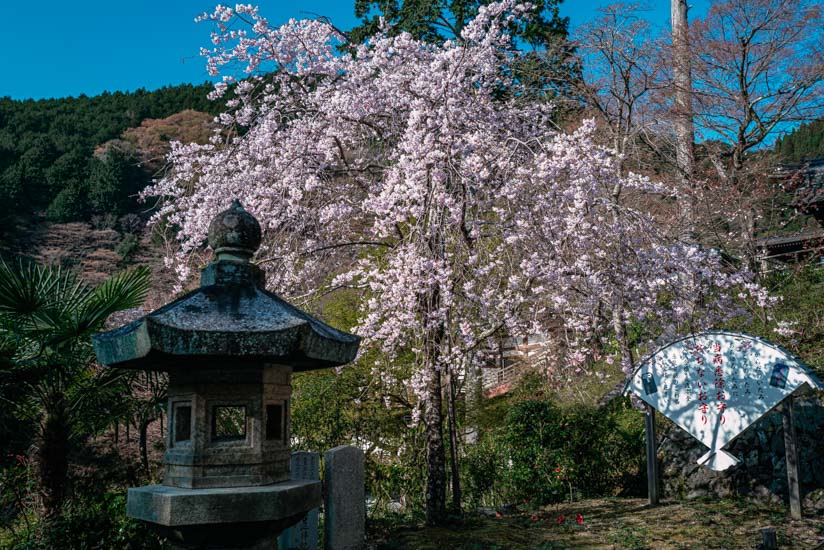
[116,233,141,264]
[464,397,646,507]
[503,399,573,504]
[507,399,646,504]
[368,450,427,515]
[4,492,165,550]
[462,436,508,508]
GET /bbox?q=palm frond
[68,367,133,440]
[0,258,52,315]
[75,266,151,336]
[0,258,93,333]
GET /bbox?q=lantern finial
[207,199,262,261]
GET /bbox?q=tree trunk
[464,357,483,445]
[671,0,696,235]
[36,402,70,520]
[612,306,634,374]
[424,360,447,525]
[445,368,462,514]
[138,415,154,478]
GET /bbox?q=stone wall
[659,395,824,513]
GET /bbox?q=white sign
[625,331,822,471]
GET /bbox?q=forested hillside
[0,83,219,233]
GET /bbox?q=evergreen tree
[776,118,824,162]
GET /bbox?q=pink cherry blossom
[144,0,769,421]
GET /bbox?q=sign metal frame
[623,330,822,515]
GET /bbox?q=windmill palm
[0,258,150,519]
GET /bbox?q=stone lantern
[92,200,360,549]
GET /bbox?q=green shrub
[462,435,508,508]
[517,399,645,503]
[503,399,572,504]
[368,451,427,515]
[4,492,165,550]
[465,397,645,507]
[116,233,141,263]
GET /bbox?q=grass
[368,497,824,549]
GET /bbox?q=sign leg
[760,527,778,549]
[645,404,659,506]
[781,395,801,519]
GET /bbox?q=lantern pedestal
[128,480,321,549]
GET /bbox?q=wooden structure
[481,334,549,397]
[756,158,824,269]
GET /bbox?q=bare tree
[691,0,823,174]
[564,3,667,177]
[688,0,823,261]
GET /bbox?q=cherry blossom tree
[145,1,768,523]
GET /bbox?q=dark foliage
[0,259,151,519]
[350,0,568,47]
[463,396,645,507]
[3,492,165,549]
[775,118,824,162]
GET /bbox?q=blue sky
[1,1,709,100]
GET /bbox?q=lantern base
[127,480,321,549]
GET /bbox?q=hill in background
[0,83,220,234]
[0,84,221,301]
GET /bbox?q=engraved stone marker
[324,446,365,550]
[279,452,320,550]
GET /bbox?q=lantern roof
[92,201,360,372]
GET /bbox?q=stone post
[278,452,320,550]
[323,446,365,550]
[782,395,802,519]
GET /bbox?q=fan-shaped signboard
[625,331,822,471]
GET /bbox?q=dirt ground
[368,497,824,549]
